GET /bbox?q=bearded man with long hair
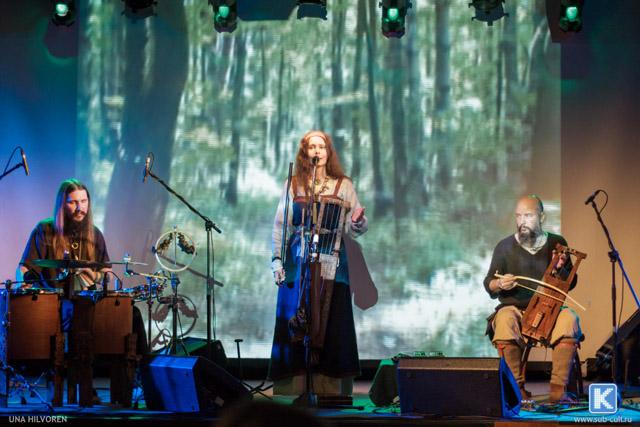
[269,130,369,396]
[17,178,148,355]
[17,178,109,293]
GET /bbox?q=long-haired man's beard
[65,211,89,232]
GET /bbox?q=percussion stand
[147,290,153,349]
[588,197,640,391]
[0,280,54,411]
[164,274,187,355]
[124,268,163,351]
[145,167,222,361]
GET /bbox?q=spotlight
[209,0,238,33]
[379,0,412,38]
[559,0,583,32]
[469,0,508,26]
[122,0,157,19]
[297,0,327,20]
[51,0,75,27]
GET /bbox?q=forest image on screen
[78,0,561,359]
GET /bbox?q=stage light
[209,0,238,33]
[297,0,327,20]
[122,0,157,19]
[51,0,75,26]
[469,0,508,26]
[379,0,412,39]
[559,0,583,32]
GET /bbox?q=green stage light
[565,6,578,21]
[51,0,75,26]
[216,5,230,20]
[380,0,412,38]
[209,0,237,33]
[559,0,583,32]
[54,3,69,17]
[387,8,399,22]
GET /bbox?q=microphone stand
[145,168,221,361]
[0,146,28,182]
[0,162,25,182]
[295,160,320,407]
[588,197,640,389]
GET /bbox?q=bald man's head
[515,195,545,245]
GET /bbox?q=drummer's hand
[74,268,97,283]
[271,258,286,287]
[497,274,517,291]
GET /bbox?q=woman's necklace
[313,176,330,196]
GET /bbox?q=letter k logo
[589,383,618,414]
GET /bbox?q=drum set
[0,227,198,408]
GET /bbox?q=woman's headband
[302,131,327,144]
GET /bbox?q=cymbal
[32,259,108,269]
[109,260,148,266]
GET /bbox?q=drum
[94,291,134,355]
[72,290,133,355]
[127,283,165,301]
[0,288,62,360]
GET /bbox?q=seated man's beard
[518,226,539,246]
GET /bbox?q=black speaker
[595,309,640,384]
[368,359,398,406]
[140,355,250,412]
[397,357,520,417]
[153,338,228,368]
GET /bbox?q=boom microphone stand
[0,146,29,182]
[587,190,640,388]
[142,154,221,361]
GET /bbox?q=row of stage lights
[51,0,584,38]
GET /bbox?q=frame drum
[1,289,61,360]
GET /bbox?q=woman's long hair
[293,130,346,195]
[52,178,95,260]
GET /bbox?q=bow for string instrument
[518,243,587,346]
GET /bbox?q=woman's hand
[271,258,286,287]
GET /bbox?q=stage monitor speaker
[153,337,228,368]
[368,359,398,407]
[397,357,520,417]
[595,309,640,384]
[141,355,250,412]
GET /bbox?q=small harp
[293,194,350,349]
[521,244,587,345]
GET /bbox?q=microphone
[142,153,151,183]
[20,148,30,176]
[584,189,601,205]
[311,156,319,166]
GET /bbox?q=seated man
[483,195,582,402]
[16,178,148,353]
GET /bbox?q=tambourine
[152,227,197,273]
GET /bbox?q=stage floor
[0,379,639,426]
